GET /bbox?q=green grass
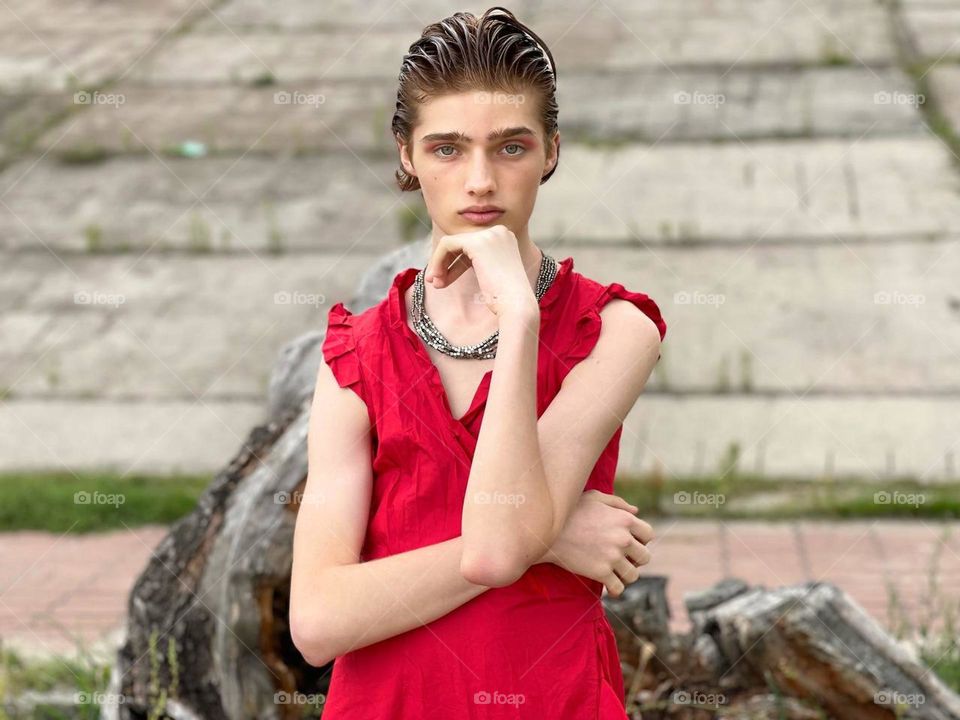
[923,641,960,694]
[55,142,111,165]
[614,475,960,520]
[885,538,960,695]
[1,472,955,533]
[0,472,211,533]
[0,647,108,695]
[0,646,111,719]
[397,202,431,244]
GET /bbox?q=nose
[464,151,496,194]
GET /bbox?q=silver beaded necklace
[412,250,559,360]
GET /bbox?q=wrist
[498,302,540,330]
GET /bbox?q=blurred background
[1,0,958,714]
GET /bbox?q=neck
[426,226,542,320]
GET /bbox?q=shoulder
[600,296,663,348]
[324,296,391,350]
[554,269,665,384]
[325,264,417,344]
[553,270,664,412]
[320,295,390,394]
[569,269,666,342]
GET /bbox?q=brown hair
[391,6,559,192]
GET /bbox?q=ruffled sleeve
[322,302,367,405]
[558,282,667,383]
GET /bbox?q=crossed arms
[289,298,661,667]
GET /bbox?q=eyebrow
[419,126,537,144]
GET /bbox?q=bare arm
[461,304,556,585]
[289,357,489,667]
[462,297,663,587]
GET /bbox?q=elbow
[460,498,559,587]
[289,612,338,668]
[460,547,526,588]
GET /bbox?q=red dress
[318,255,666,719]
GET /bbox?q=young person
[290,7,667,718]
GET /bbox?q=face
[397,89,559,240]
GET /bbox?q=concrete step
[0,399,263,473]
[5,136,959,253]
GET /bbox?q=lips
[460,208,504,225]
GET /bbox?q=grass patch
[0,647,109,696]
[0,471,210,533]
[397,202,431,243]
[885,534,960,695]
[2,472,956,532]
[55,142,111,165]
[0,646,111,719]
[922,639,960,694]
[249,70,276,87]
[614,475,960,520]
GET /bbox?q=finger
[424,238,454,285]
[604,574,625,598]
[595,492,639,512]
[613,557,641,586]
[629,517,655,545]
[426,240,471,288]
[625,538,652,567]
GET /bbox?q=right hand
[542,489,654,597]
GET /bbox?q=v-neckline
[397,285,496,425]
[393,256,572,426]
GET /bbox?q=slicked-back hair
[391,6,559,192]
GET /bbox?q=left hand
[424,225,537,318]
[540,490,654,597]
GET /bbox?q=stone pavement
[2,0,960,480]
[2,519,957,662]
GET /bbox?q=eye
[434,145,457,158]
[503,143,526,156]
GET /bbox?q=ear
[396,135,417,177]
[544,130,560,175]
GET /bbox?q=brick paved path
[1,520,957,660]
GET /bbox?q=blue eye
[433,143,526,159]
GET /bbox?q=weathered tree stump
[616,578,960,719]
[106,241,429,720]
